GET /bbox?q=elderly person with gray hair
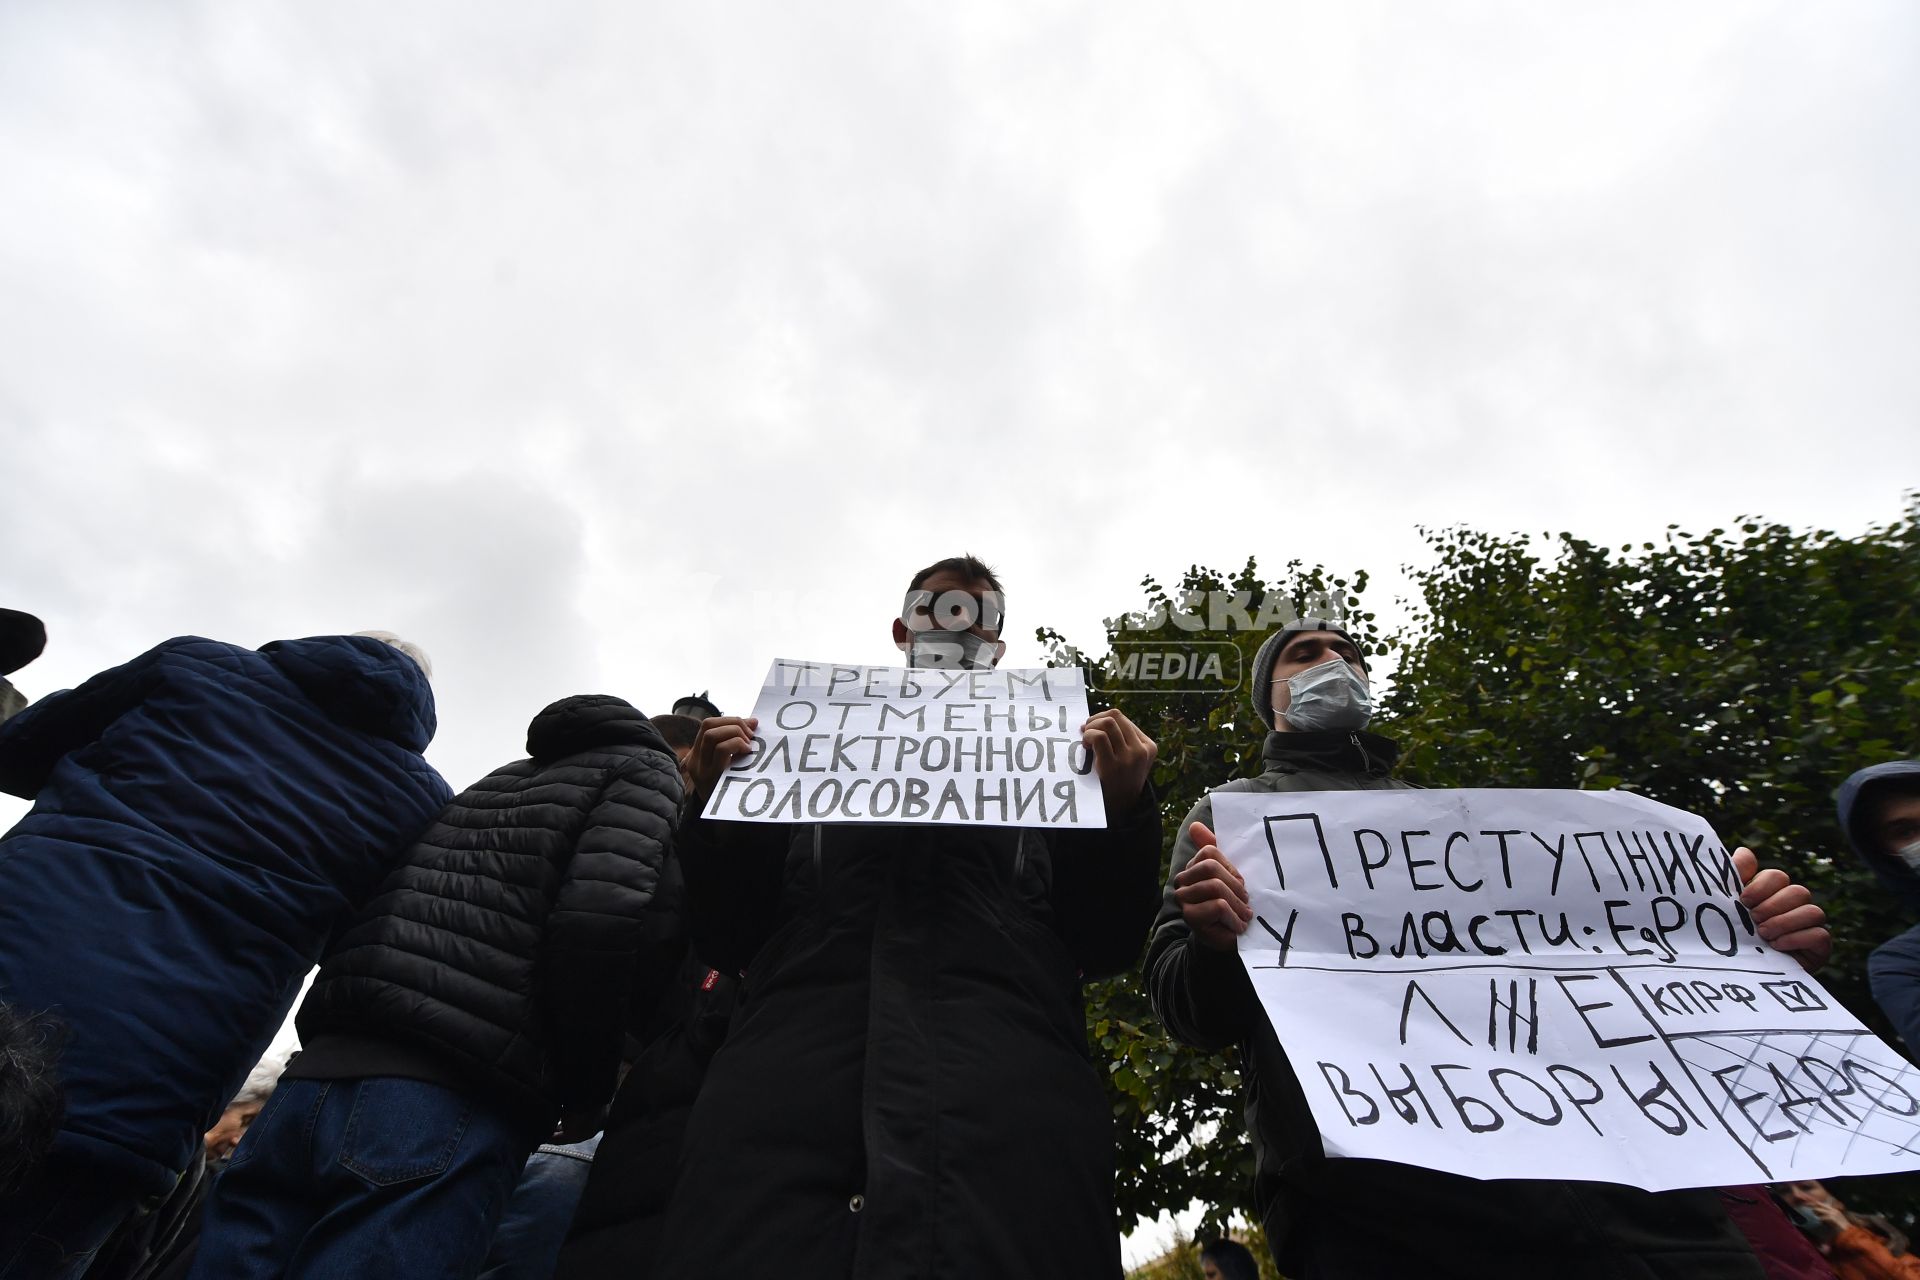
[0,632,450,1279]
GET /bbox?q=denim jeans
[188,1077,527,1280]
[476,1134,599,1280]
[0,1157,147,1280]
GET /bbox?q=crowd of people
[0,557,1913,1280]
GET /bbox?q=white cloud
[2,0,1915,878]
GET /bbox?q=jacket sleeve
[1043,782,1165,979]
[1868,926,1920,1054]
[676,799,792,978]
[543,748,687,1115]
[0,639,182,797]
[1143,791,1263,1051]
[1825,1225,1920,1280]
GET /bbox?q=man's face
[1871,790,1920,860]
[1779,1180,1842,1211]
[1270,628,1367,728]
[892,569,1006,665]
[1199,1260,1223,1280]
[204,1098,264,1161]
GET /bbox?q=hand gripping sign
[1214,788,1920,1190]
[702,659,1106,828]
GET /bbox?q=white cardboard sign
[1215,787,1920,1190]
[701,659,1105,828]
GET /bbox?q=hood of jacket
[260,634,437,753]
[1260,728,1401,778]
[526,694,667,762]
[1836,759,1920,915]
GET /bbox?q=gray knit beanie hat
[1249,618,1369,730]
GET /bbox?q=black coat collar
[1259,728,1400,778]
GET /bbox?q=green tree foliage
[1378,499,1920,1217]
[1380,501,1920,1034]
[1044,497,1920,1234]
[1039,558,1380,1240]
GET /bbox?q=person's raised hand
[1174,821,1254,953]
[1081,708,1157,821]
[1734,846,1832,973]
[686,716,758,805]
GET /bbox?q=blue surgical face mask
[1279,656,1372,732]
[1896,839,1920,874]
[907,629,998,671]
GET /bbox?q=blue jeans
[476,1134,598,1280]
[188,1077,528,1280]
[0,1157,147,1280]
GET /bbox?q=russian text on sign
[703,659,1106,828]
[1217,788,1920,1190]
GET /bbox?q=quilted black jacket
[296,694,684,1127]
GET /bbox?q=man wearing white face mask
[1836,761,1920,1052]
[1144,618,1828,1280]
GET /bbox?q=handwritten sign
[702,659,1105,828]
[1215,788,1920,1190]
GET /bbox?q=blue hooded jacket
[0,635,452,1192]
[1836,759,1920,1051]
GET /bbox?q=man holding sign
[657,556,1163,1280]
[1145,617,1832,1280]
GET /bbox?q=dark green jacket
[1145,730,1762,1280]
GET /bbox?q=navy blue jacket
[0,635,451,1192]
[1836,760,1920,1052]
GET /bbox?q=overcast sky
[5,2,1916,801]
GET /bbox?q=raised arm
[1144,794,1261,1051]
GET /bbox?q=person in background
[0,608,46,723]
[0,631,449,1279]
[555,706,736,1280]
[1147,615,1833,1280]
[1777,1180,1920,1280]
[1835,762,1920,1049]
[1717,1187,1838,1280]
[649,712,701,790]
[671,693,722,723]
[191,694,684,1280]
[202,1051,291,1166]
[0,1002,62,1199]
[474,1134,602,1280]
[92,1049,295,1280]
[1200,1236,1262,1280]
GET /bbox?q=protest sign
[1215,787,1920,1190]
[701,659,1105,828]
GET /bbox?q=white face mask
[906,629,998,671]
[1279,656,1373,732]
[1895,839,1920,873]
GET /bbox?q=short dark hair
[907,555,1006,632]
[649,713,702,752]
[908,555,1003,598]
[0,1002,65,1197]
[1199,1238,1260,1280]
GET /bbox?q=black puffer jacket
[296,695,684,1130]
